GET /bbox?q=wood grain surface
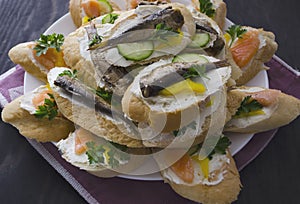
[0,0,299,203]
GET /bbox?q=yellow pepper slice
[234,109,265,118]
[192,155,210,179]
[159,79,206,96]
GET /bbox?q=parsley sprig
[33,33,64,56]
[207,136,231,159]
[86,141,130,168]
[234,96,263,117]
[34,93,58,120]
[58,69,78,79]
[199,0,216,18]
[226,25,247,47]
[188,136,231,159]
[183,65,210,80]
[151,23,179,42]
[89,33,103,47]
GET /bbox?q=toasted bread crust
[162,152,241,204]
[52,90,144,147]
[1,96,75,142]
[69,0,83,28]
[235,29,278,85]
[62,27,98,88]
[213,1,227,30]
[8,42,48,83]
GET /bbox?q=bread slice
[122,57,231,133]
[57,127,151,177]
[1,95,75,142]
[8,42,48,83]
[161,151,241,204]
[48,67,144,147]
[69,0,121,28]
[225,86,300,133]
[191,0,227,30]
[227,27,278,85]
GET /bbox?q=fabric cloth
[0,57,299,204]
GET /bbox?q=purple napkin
[0,57,299,204]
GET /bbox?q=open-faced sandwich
[57,127,151,177]
[70,0,121,27]
[8,33,67,83]
[224,25,278,85]
[225,86,300,133]
[161,136,241,204]
[1,84,74,142]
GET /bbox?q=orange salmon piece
[32,47,67,70]
[250,89,280,107]
[230,30,260,68]
[171,154,194,183]
[75,128,94,155]
[32,89,52,109]
[82,0,102,18]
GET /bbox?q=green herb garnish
[33,33,64,56]
[183,65,210,80]
[199,0,216,17]
[58,69,78,79]
[95,87,112,103]
[207,136,231,160]
[226,25,247,47]
[151,23,179,42]
[86,141,130,168]
[234,96,263,117]
[34,93,58,120]
[102,13,119,24]
[89,33,103,47]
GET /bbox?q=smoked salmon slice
[249,89,280,107]
[32,89,52,109]
[230,30,260,68]
[171,154,194,183]
[32,47,66,70]
[74,128,94,155]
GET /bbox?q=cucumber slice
[98,0,113,13]
[189,33,210,48]
[117,41,154,61]
[172,53,209,63]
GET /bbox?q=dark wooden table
[0,0,299,203]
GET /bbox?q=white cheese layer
[20,85,49,114]
[162,153,230,186]
[130,55,231,113]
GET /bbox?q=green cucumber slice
[189,33,210,48]
[172,53,209,63]
[117,41,154,61]
[98,0,113,13]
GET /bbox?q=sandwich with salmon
[1,84,74,142]
[224,25,278,85]
[69,0,121,27]
[225,86,300,133]
[161,136,241,204]
[57,127,151,177]
[8,33,67,83]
